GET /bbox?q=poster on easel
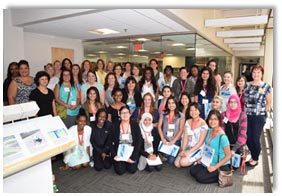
[3,115,76,177]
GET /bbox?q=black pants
[93,150,112,171]
[190,164,231,184]
[113,160,138,175]
[145,164,163,172]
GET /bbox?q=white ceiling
[13,9,191,40]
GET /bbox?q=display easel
[3,102,75,193]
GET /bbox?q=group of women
[3,58,272,184]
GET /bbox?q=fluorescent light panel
[229,43,260,48]
[232,47,260,51]
[88,28,119,35]
[217,29,264,37]
[205,15,268,27]
[224,37,262,43]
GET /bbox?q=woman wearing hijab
[138,113,162,172]
[221,94,247,162]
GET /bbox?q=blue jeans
[246,115,266,161]
[162,140,181,165]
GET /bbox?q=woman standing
[132,64,141,83]
[190,110,231,184]
[54,69,80,128]
[139,66,159,101]
[236,75,247,111]
[3,62,19,105]
[8,60,36,105]
[90,108,112,171]
[53,60,62,78]
[81,60,93,83]
[175,102,208,168]
[219,71,237,111]
[194,66,217,119]
[139,92,160,127]
[111,106,142,175]
[95,59,107,85]
[138,113,162,172]
[80,70,105,105]
[71,64,84,90]
[45,63,59,91]
[206,59,222,90]
[158,65,177,92]
[80,86,103,125]
[149,58,163,82]
[29,71,57,117]
[104,72,119,108]
[122,76,142,121]
[61,113,92,170]
[244,65,272,167]
[123,62,132,79]
[178,92,191,116]
[106,60,114,73]
[221,95,247,159]
[157,86,172,114]
[107,88,126,124]
[157,96,185,165]
[61,58,72,71]
[114,63,126,88]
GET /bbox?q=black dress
[29,88,55,116]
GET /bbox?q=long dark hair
[72,64,83,85]
[59,69,75,87]
[194,66,216,97]
[6,62,18,81]
[125,76,138,93]
[235,75,247,93]
[95,108,108,125]
[86,86,101,103]
[178,92,191,113]
[164,96,181,118]
[62,58,72,71]
[139,66,158,93]
[206,59,218,75]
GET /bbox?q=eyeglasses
[229,101,238,104]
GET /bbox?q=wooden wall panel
[51,47,74,63]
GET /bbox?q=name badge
[90,116,95,122]
[168,124,175,130]
[223,117,229,123]
[122,134,130,140]
[64,87,70,92]
[167,131,173,137]
[71,101,76,106]
[259,87,265,94]
[127,101,132,105]
[200,90,206,97]
[147,136,154,143]
[202,99,208,104]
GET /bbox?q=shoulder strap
[217,134,224,163]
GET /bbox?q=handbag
[217,134,233,188]
[56,88,71,120]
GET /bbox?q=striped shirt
[221,111,247,152]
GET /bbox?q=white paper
[146,156,162,166]
[201,145,215,168]
[187,148,202,162]
[116,144,134,161]
[158,141,179,157]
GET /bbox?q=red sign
[133,43,143,51]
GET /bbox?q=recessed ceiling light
[224,37,262,43]
[88,28,119,35]
[138,49,148,52]
[205,15,268,27]
[172,43,185,46]
[97,51,107,54]
[229,43,260,48]
[165,54,173,56]
[85,54,96,57]
[115,53,126,56]
[217,29,264,37]
[136,38,149,42]
[111,46,128,49]
[185,48,195,50]
[152,51,161,54]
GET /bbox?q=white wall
[3,9,25,78]
[24,32,84,77]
